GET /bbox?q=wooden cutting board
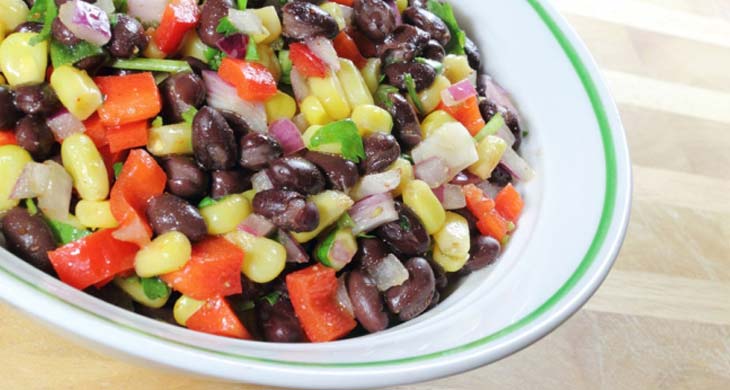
[2,0,729,388]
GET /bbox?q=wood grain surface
[2,0,729,388]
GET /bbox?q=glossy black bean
[210,169,252,199]
[303,151,359,192]
[198,0,235,46]
[266,156,326,195]
[221,111,252,138]
[239,132,282,171]
[347,269,389,333]
[13,83,61,116]
[478,98,522,150]
[422,39,445,62]
[408,0,427,8]
[505,111,523,150]
[107,14,148,59]
[353,0,397,42]
[488,164,513,187]
[13,22,42,33]
[281,1,339,41]
[74,54,108,74]
[0,85,22,129]
[384,61,436,92]
[257,297,306,343]
[192,106,238,170]
[428,258,448,291]
[464,37,481,71]
[252,189,319,233]
[375,202,430,257]
[15,115,55,161]
[380,25,430,64]
[1,207,56,274]
[384,257,435,321]
[184,56,211,76]
[355,237,390,270]
[146,194,208,242]
[51,19,81,45]
[402,7,451,47]
[464,235,501,272]
[360,133,400,174]
[160,72,206,123]
[381,93,423,150]
[162,156,209,200]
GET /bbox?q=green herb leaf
[182,107,198,125]
[110,58,192,74]
[113,162,124,179]
[25,199,38,215]
[473,113,505,142]
[374,85,399,109]
[309,120,365,162]
[404,73,425,116]
[198,196,218,208]
[27,0,49,22]
[113,0,128,13]
[245,35,259,61]
[237,0,248,9]
[50,40,105,68]
[110,13,119,26]
[216,16,239,36]
[141,277,170,300]
[399,214,411,232]
[29,0,58,46]
[46,219,92,245]
[357,232,375,239]
[522,130,529,137]
[427,0,467,55]
[260,291,282,306]
[415,57,444,74]
[205,47,225,71]
[278,50,292,84]
[151,116,163,128]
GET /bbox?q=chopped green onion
[245,35,259,61]
[375,85,399,109]
[29,0,57,46]
[216,16,239,36]
[198,196,218,208]
[141,277,170,300]
[110,58,193,74]
[260,291,282,306]
[237,0,248,9]
[415,57,444,74]
[404,73,425,115]
[182,107,198,125]
[46,219,91,245]
[278,50,292,84]
[113,162,124,179]
[25,199,38,215]
[474,113,505,142]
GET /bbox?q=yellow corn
[225,231,286,283]
[308,73,351,120]
[0,23,5,45]
[336,59,374,108]
[433,212,471,261]
[61,133,109,201]
[242,189,257,203]
[255,43,281,81]
[135,231,192,277]
[433,246,470,274]
[76,200,118,229]
[320,2,346,30]
[351,104,393,136]
[416,75,451,115]
[302,125,343,155]
[143,28,167,59]
[443,54,475,84]
[387,157,413,197]
[0,74,5,84]
[301,96,333,126]
[403,180,446,234]
[50,65,103,120]
[252,6,281,44]
[265,91,297,123]
[147,123,193,156]
[173,295,204,326]
[0,145,31,213]
[0,32,48,86]
[0,0,29,33]
[181,31,208,62]
[114,277,170,309]
[360,58,382,94]
[292,191,354,243]
[421,110,457,138]
[200,194,251,235]
[396,0,408,12]
[468,135,508,180]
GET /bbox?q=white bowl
[0,0,631,388]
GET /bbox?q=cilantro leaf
[399,214,411,232]
[374,85,399,109]
[46,219,91,245]
[260,291,282,306]
[29,0,58,46]
[113,0,128,13]
[404,73,425,115]
[415,57,444,74]
[278,50,292,84]
[182,107,198,125]
[141,277,170,300]
[205,47,225,71]
[309,120,365,162]
[245,35,259,61]
[427,0,467,55]
[27,0,49,22]
[113,162,124,179]
[216,16,239,36]
[198,196,218,208]
[50,40,105,68]
[237,0,248,9]
[151,116,163,128]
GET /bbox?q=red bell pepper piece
[218,58,278,102]
[95,72,162,127]
[346,27,378,58]
[286,264,356,342]
[106,120,149,153]
[288,42,328,78]
[463,184,510,241]
[0,130,16,146]
[495,183,524,222]
[154,0,201,54]
[161,237,244,300]
[98,145,128,183]
[186,297,251,339]
[48,229,139,290]
[438,95,486,136]
[82,114,108,148]
[333,31,367,69]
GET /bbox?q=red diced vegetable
[495,183,524,222]
[83,114,108,148]
[98,145,128,182]
[333,31,367,68]
[0,130,16,146]
[154,0,200,53]
[330,0,353,6]
[96,72,162,126]
[106,121,149,153]
[218,58,278,102]
[438,95,485,136]
[346,27,378,58]
[186,297,252,339]
[288,42,328,78]
[463,184,510,241]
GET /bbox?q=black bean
[355,237,390,270]
[266,156,326,195]
[12,22,42,34]
[408,0,427,8]
[360,133,400,174]
[384,61,436,92]
[464,37,481,71]
[479,94,523,151]
[210,169,252,199]
[15,116,55,161]
[221,111,252,138]
[192,106,238,170]
[375,202,430,257]
[428,258,448,291]
[198,0,235,47]
[257,297,306,343]
[0,85,22,129]
[505,111,523,151]
[281,1,339,41]
[74,54,108,74]
[488,164,513,187]
[160,72,206,123]
[13,83,61,116]
[347,269,389,333]
[353,0,397,42]
[379,25,430,64]
[303,151,359,192]
[380,93,423,151]
[252,189,319,233]
[465,235,501,272]
[51,19,81,45]
[1,207,56,274]
[184,56,211,76]
[384,257,435,321]
[146,194,208,242]
[422,39,445,62]
[162,156,209,200]
[239,132,282,171]
[402,7,451,47]
[107,14,149,59]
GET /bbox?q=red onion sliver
[476,180,502,199]
[414,156,450,188]
[277,230,309,263]
[290,67,310,103]
[351,170,401,201]
[202,71,267,132]
[495,124,516,146]
[437,184,466,210]
[500,147,535,181]
[386,0,402,26]
[47,110,85,142]
[216,34,250,59]
[369,254,408,292]
[127,0,167,25]
[238,214,276,237]
[11,162,50,200]
[39,161,73,221]
[269,119,305,155]
[59,0,112,46]
[349,193,399,235]
[336,275,355,318]
[306,37,340,72]
[441,79,477,107]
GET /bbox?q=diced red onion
[11,162,50,200]
[216,34,249,59]
[277,230,309,263]
[47,109,85,142]
[38,161,73,221]
[414,156,450,188]
[306,37,340,73]
[369,254,408,291]
[480,75,520,117]
[290,68,310,103]
[500,147,535,182]
[237,214,275,237]
[58,0,112,46]
[349,193,399,235]
[433,184,466,210]
[441,79,477,107]
[127,0,168,25]
[386,0,402,25]
[202,70,267,132]
[251,170,273,192]
[336,274,355,318]
[351,170,401,201]
[269,119,305,155]
[227,8,267,36]
[476,180,502,199]
[495,124,516,146]
[330,238,357,268]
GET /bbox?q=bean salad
[0,0,535,342]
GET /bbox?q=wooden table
[2,0,730,388]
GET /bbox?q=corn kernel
[388,157,413,197]
[0,145,31,213]
[417,75,451,115]
[320,2,346,30]
[301,96,333,126]
[181,31,208,62]
[360,58,382,94]
[403,180,446,234]
[421,110,457,138]
[242,189,256,203]
[0,23,5,45]
[433,246,470,273]
[173,295,204,326]
[302,125,343,155]
[443,54,475,84]
[0,0,29,33]
[396,0,408,12]
[114,276,170,309]
[265,91,297,123]
[255,43,282,81]
[135,231,192,277]
[0,32,48,86]
[336,59,374,108]
[0,74,5,84]
[469,135,508,180]
[76,200,118,229]
[351,104,393,136]
[200,194,251,235]
[50,65,103,120]
[308,73,351,120]
[292,191,354,243]
[434,212,471,259]
[61,134,110,201]
[225,231,286,283]
[147,123,193,156]
[252,6,281,44]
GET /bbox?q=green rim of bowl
[0,0,619,369]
